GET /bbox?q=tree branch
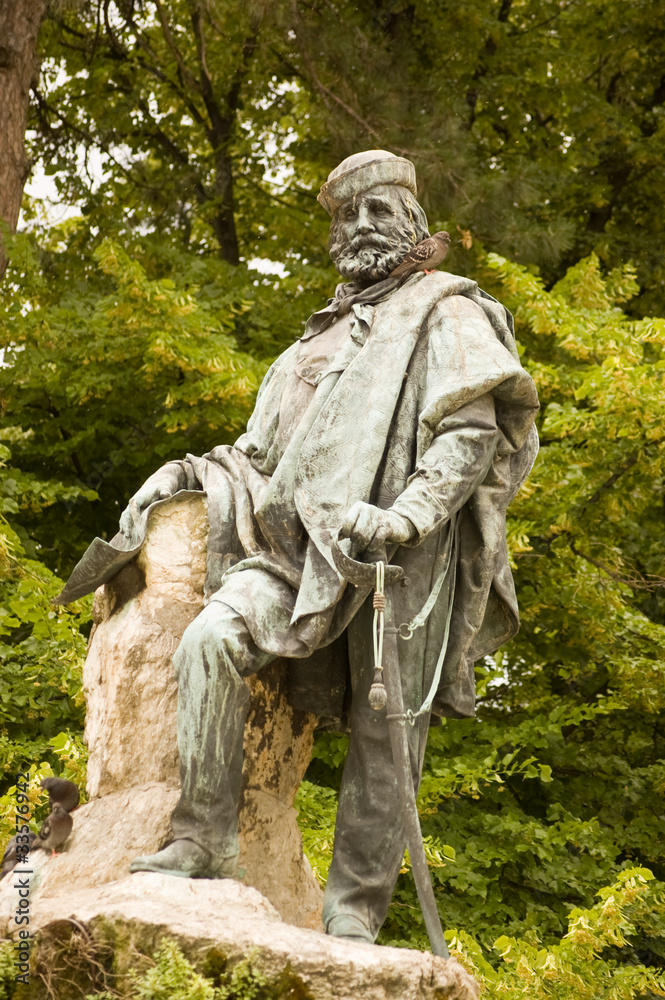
[118,7,208,127]
[518,0,578,36]
[289,0,381,141]
[32,89,153,191]
[580,437,665,512]
[236,171,313,214]
[153,0,202,96]
[569,540,665,592]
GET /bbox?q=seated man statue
[58,149,539,944]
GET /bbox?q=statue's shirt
[237,307,368,475]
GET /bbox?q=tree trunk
[0,0,49,277]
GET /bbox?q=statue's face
[329,184,423,283]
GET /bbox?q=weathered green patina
[56,150,539,945]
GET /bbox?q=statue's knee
[174,603,245,680]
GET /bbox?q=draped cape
[55,271,539,720]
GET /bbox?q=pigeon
[0,832,37,879]
[389,231,451,278]
[33,803,73,855]
[41,777,79,813]
[0,778,79,876]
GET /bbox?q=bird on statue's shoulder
[389,230,451,277]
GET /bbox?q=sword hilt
[330,534,405,586]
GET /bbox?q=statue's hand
[339,501,416,554]
[118,474,175,537]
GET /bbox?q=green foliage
[0,428,88,799]
[86,941,274,1000]
[294,780,338,885]
[0,942,15,1000]
[130,940,218,1000]
[216,954,268,1000]
[451,869,665,999]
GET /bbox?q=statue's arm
[118,460,194,537]
[389,393,498,541]
[118,347,298,537]
[377,290,531,545]
[341,394,498,552]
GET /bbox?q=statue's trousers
[168,563,452,941]
[170,599,274,862]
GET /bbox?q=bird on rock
[0,832,37,879]
[389,231,451,278]
[41,776,79,814]
[34,803,73,856]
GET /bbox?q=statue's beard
[329,231,415,283]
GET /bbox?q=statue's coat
[56,271,538,721]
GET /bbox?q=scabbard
[382,590,449,959]
[330,534,449,958]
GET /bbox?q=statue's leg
[130,600,274,878]
[322,610,430,941]
[323,537,451,943]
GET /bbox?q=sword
[331,535,450,959]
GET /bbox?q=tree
[0,0,50,275]
[30,0,665,313]
[32,1,329,271]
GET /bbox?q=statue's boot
[326,914,374,944]
[129,838,238,879]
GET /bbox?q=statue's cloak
[56,271,539,720]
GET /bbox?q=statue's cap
[317,149,417,216]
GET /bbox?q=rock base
[7,868,479,1000]
[79,495,323,927]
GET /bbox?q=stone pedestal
[40,495,323,929]
[0,865,478,1000]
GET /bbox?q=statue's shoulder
[371,272,496,346]
[415,272,511,327]
[380,272,487,335]
[263,339,300,377]
[392,270,481,310]
[417,275,523,371]
[275,339,301,364]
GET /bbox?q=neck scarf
[301,274,410,341]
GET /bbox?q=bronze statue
[57,150,539,945]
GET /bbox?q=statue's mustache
[334,232,403,256]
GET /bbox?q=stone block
[56,495,322,927]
